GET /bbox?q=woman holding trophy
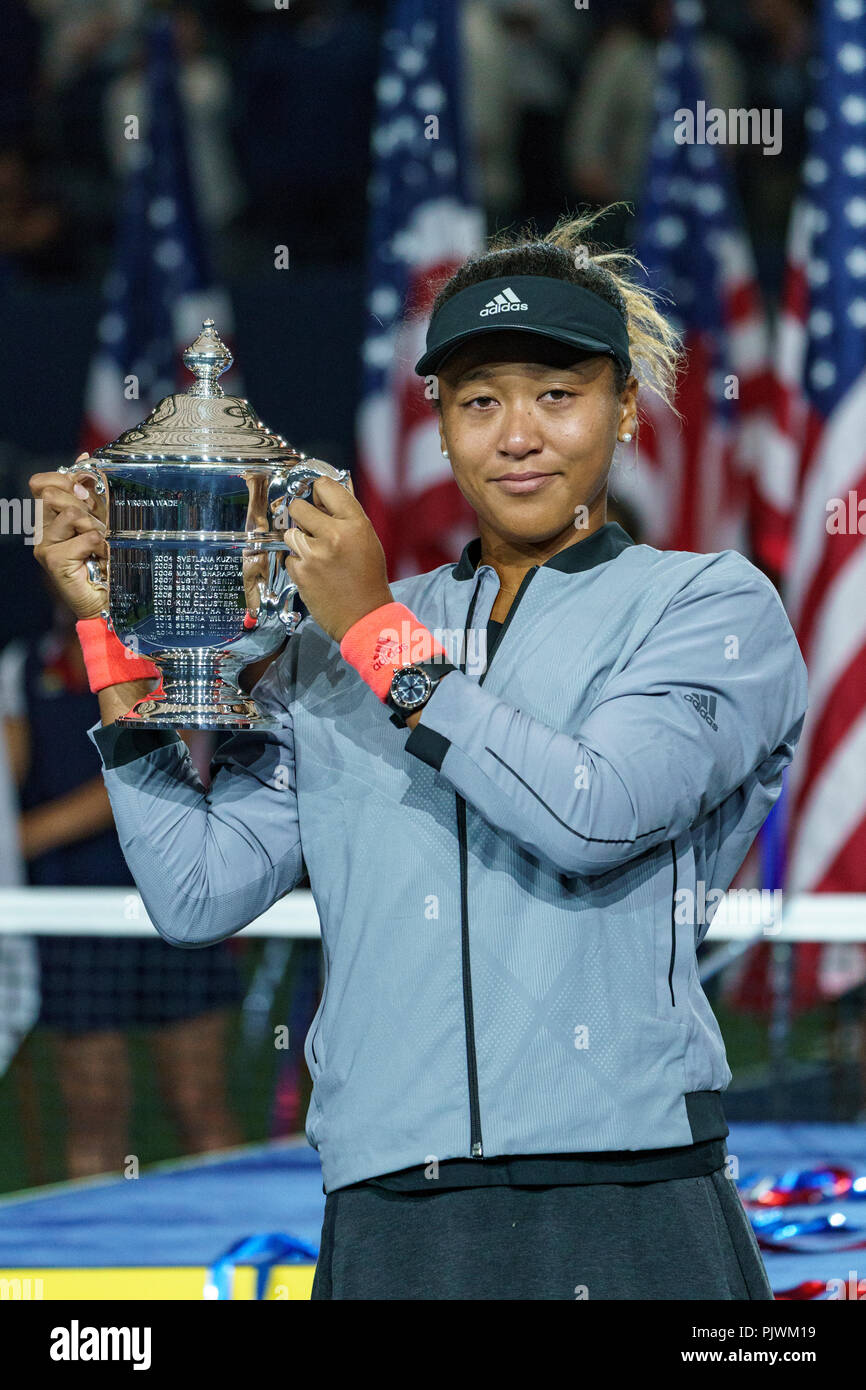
[30,212,807,1300]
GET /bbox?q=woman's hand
[29,452,109,620]
[282,475,393,644]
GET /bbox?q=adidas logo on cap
[480,286,528,317]
[683,690,718,731]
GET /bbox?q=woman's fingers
[38,483,97,521]
[52,528,109,564]
[33,521,108,585]
[29,476,100,534]
[40,505,106,546]
[30,461,110,619]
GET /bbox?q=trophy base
[114,654,287,732]
[116,698,284,732]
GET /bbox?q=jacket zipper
[668,841,677,1008]
[458,563,539,1159]
[310,907,331,1067]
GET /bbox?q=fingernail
[73,483,89,499]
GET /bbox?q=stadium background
[0,0,864,1302]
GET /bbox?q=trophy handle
[57,461,110,592]
[270,464,351,606]
[58,460,108,496]
[238,462,349,633]
[271,462,351,534]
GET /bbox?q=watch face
[391,666,432,710]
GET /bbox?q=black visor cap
[415,275,632,379]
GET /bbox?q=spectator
[233,0,379,263]
[29,0,138,248]
[484,0,591,229]
[0,635,38,1080]
[462,0,520,228]
[737,0,812,297]
[0,585,245,1179]
[563,0,745,248]
[0,140,81,282]
[103,6,247,233]
[0,0,42,146]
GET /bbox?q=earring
[620,432,633,443]
[441,447,449,457]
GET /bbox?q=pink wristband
[339,602,450,701]
[75,617,161,694]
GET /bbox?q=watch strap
[386,660,456,727]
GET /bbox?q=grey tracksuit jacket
[87,521,808,1192]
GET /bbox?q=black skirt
[310,1165,774,1301]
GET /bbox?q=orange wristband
[339,602,450,701]
[75,617,160,694]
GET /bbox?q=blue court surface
[0,1125,864,1298]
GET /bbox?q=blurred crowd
[0,0,820,1184]
[0,570,321,1184]
[1,0,813,293]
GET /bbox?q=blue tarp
[1,1125,865,1295]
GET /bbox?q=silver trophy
[59,318,350,730]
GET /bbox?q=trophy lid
[90,320,305,466]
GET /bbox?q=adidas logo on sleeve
[480,286,529,316]
[683,690,718,731]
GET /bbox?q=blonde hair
[429,203,685,420]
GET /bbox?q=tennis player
[31,212,808,1300]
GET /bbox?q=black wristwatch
[385,659,456,728]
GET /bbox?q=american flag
[80,13,240,456]
[78,13,239,786]
[355,0,485,580]
[613,0,771,561]
[769,0,866,1006]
